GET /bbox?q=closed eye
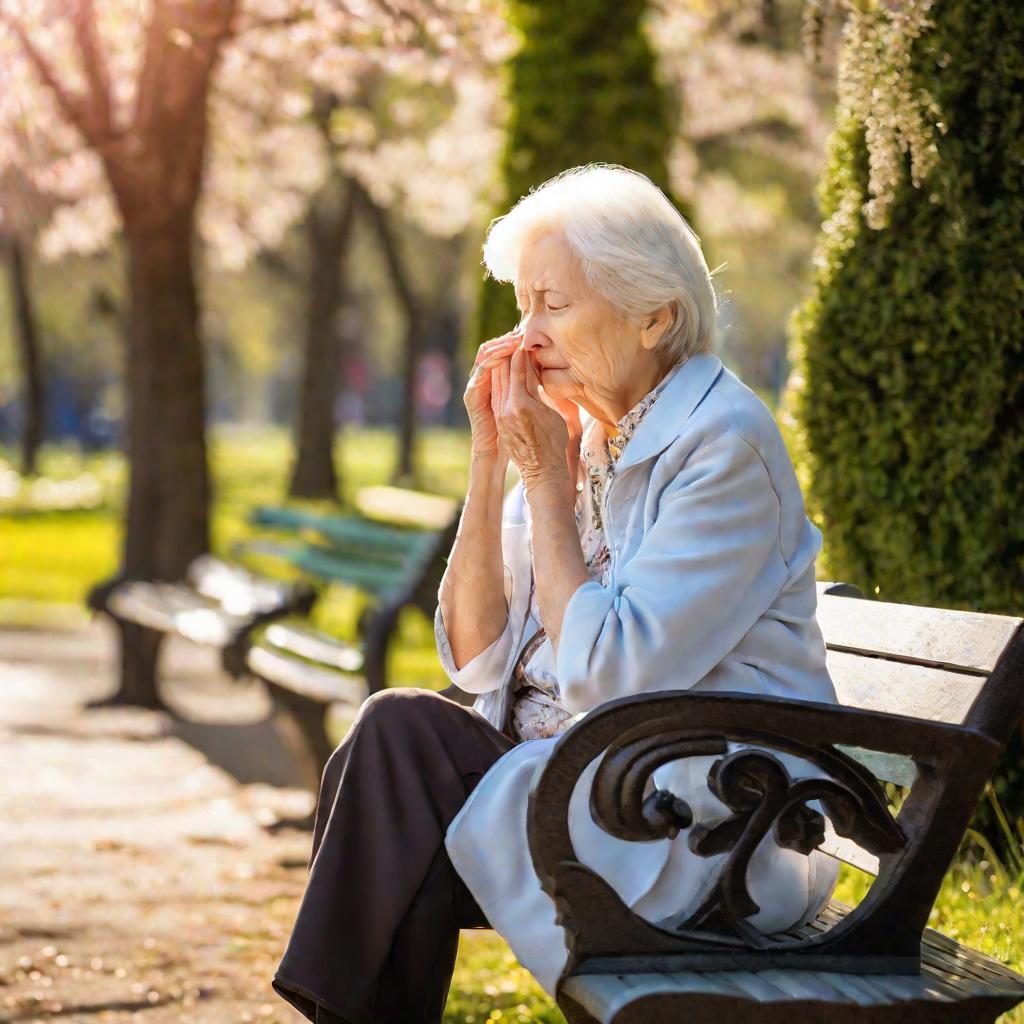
[548,303,568,311]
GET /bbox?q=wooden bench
[227,620,369,771]
[88,555,318,705]
[528,583,1024,1023]
[225,487,461,770]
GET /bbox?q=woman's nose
[521,318,548,352]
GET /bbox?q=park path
[0,621,323,1024]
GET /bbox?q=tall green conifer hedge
[787,2,1023,837]
[475,0,679,346]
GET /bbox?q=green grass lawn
[2,430,1022,1022]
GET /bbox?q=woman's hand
[537,386,583,491]
[493,347,575,500]
[464,330,521,459]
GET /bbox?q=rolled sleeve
[556,429,789,716]
[434,596,515,694]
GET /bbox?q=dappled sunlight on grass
[0,508,119,605]
[835,851,1024,1021]
[447,932,564,1024]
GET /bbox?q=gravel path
[0,623,321,1024]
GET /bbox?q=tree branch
[234,10,314,35]
[0,12,95,145]
[70,0,114,139]
[132,0,237,143]
[353,179,419,317]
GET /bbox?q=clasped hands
[466,331,582,501]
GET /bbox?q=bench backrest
[815,582,1024,874]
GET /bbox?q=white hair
[482,164,718,363]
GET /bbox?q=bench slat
[107,584,247,645]
[562,902,1024,1020]
[835,744,918,787]
[355,485,460,530]
[186,555,298,616]
[252,506,432,555]
[237,540,409,596]
[826,649,986,724]
[816,586,1022,673]
[261,622,364,674]
[247,646,367,706]
[819,819,880,874]
[563,930,1024,1022]
[805,971,879,1006]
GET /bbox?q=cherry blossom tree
[341,59,507,484]
[230,13,509,497]
[0,0,505,703]
[1,0,244,703]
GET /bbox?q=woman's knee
[353,687,447,736]
[321,690,451,783]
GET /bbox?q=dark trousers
[273,688,515,1024]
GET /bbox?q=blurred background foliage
[0,0,840,460]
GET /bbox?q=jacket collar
[612,352,723,472]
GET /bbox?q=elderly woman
[273,164,839,1024]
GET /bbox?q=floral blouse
[508,362,683,741]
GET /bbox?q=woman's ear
[640,303,676,351]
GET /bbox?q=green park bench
[87,555,319,698]
[223,486,462,769]
[87,486,459,739]
[530,583,1024,1023]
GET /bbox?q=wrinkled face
[515,231,647,411]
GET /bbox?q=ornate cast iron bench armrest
[527,690,1000,977]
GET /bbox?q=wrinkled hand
[493,346,575,498]
[537,383,583,488]
[464,330,521,458]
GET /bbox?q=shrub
[786,1,1024,843]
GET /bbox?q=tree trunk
[356,186,425,485]
[109,219,211,707]
[288,175,357,500]
[3,237,45,477]
[428,236,468,428]
[394,320,427,485]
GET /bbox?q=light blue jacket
[436,353,839,995]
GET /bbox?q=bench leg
[362,603,402,695]
[273,690,334,775]
[91,619,164,709]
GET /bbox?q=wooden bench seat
[237,621,368,768]
[101,557,309,646]
[106,582,248,647]
[561,900,1024,1023]
[530,584,1024,1023]
[93,555,317,641]
[88,555,319,704]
